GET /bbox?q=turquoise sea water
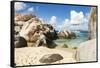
[53,31,89,47]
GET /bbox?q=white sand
[15,47,76,66]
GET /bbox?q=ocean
[53,31,89,47]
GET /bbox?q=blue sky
[15,2,91,31]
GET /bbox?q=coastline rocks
[19,17,58,46]
[14,14,37,46]
[15,13,35,22]
[19,17,42,42]
[88,7,97,39]
[35,33,47,47]
[58,30,76,39]
[39,54,63,63]
[76,39,96,62]
[14,36,27,48]
[15,26,21,32]
[14,13,76,48]
[15,21,25,26]
[42,24,58,40]
[14,13,58,47]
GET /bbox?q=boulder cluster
[14,13,76,48]
[58,30,76,39]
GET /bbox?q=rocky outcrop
[19,18,58,42]
[19,17,42,42]
[39,54,63,63]
[14,13,76,48]
[58,30,76,39]
[15,13,36,26]
[88,7,97,39]
[14,14,37,46]
[15,13,35,22]
[14,14,58,48]
[75,39,96,62]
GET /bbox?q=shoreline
[15,39,96,66]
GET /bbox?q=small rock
[39,54,63,63]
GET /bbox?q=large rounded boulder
[14,36,27,48]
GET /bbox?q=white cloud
[70,10,84,25]
[69,10,89,31]
[27,7,34,12]
[57,10,89,31]
[60,19,70,30]
[49,16,57,28]
[15,2,27,11]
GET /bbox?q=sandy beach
[15,39,97,66]
[15,46,76,66]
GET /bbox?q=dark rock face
[42,24,58,40]
[46,39,57,48]
[39,54,63,63]
[15,36,27,48]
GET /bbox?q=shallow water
[53,31,89,47]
